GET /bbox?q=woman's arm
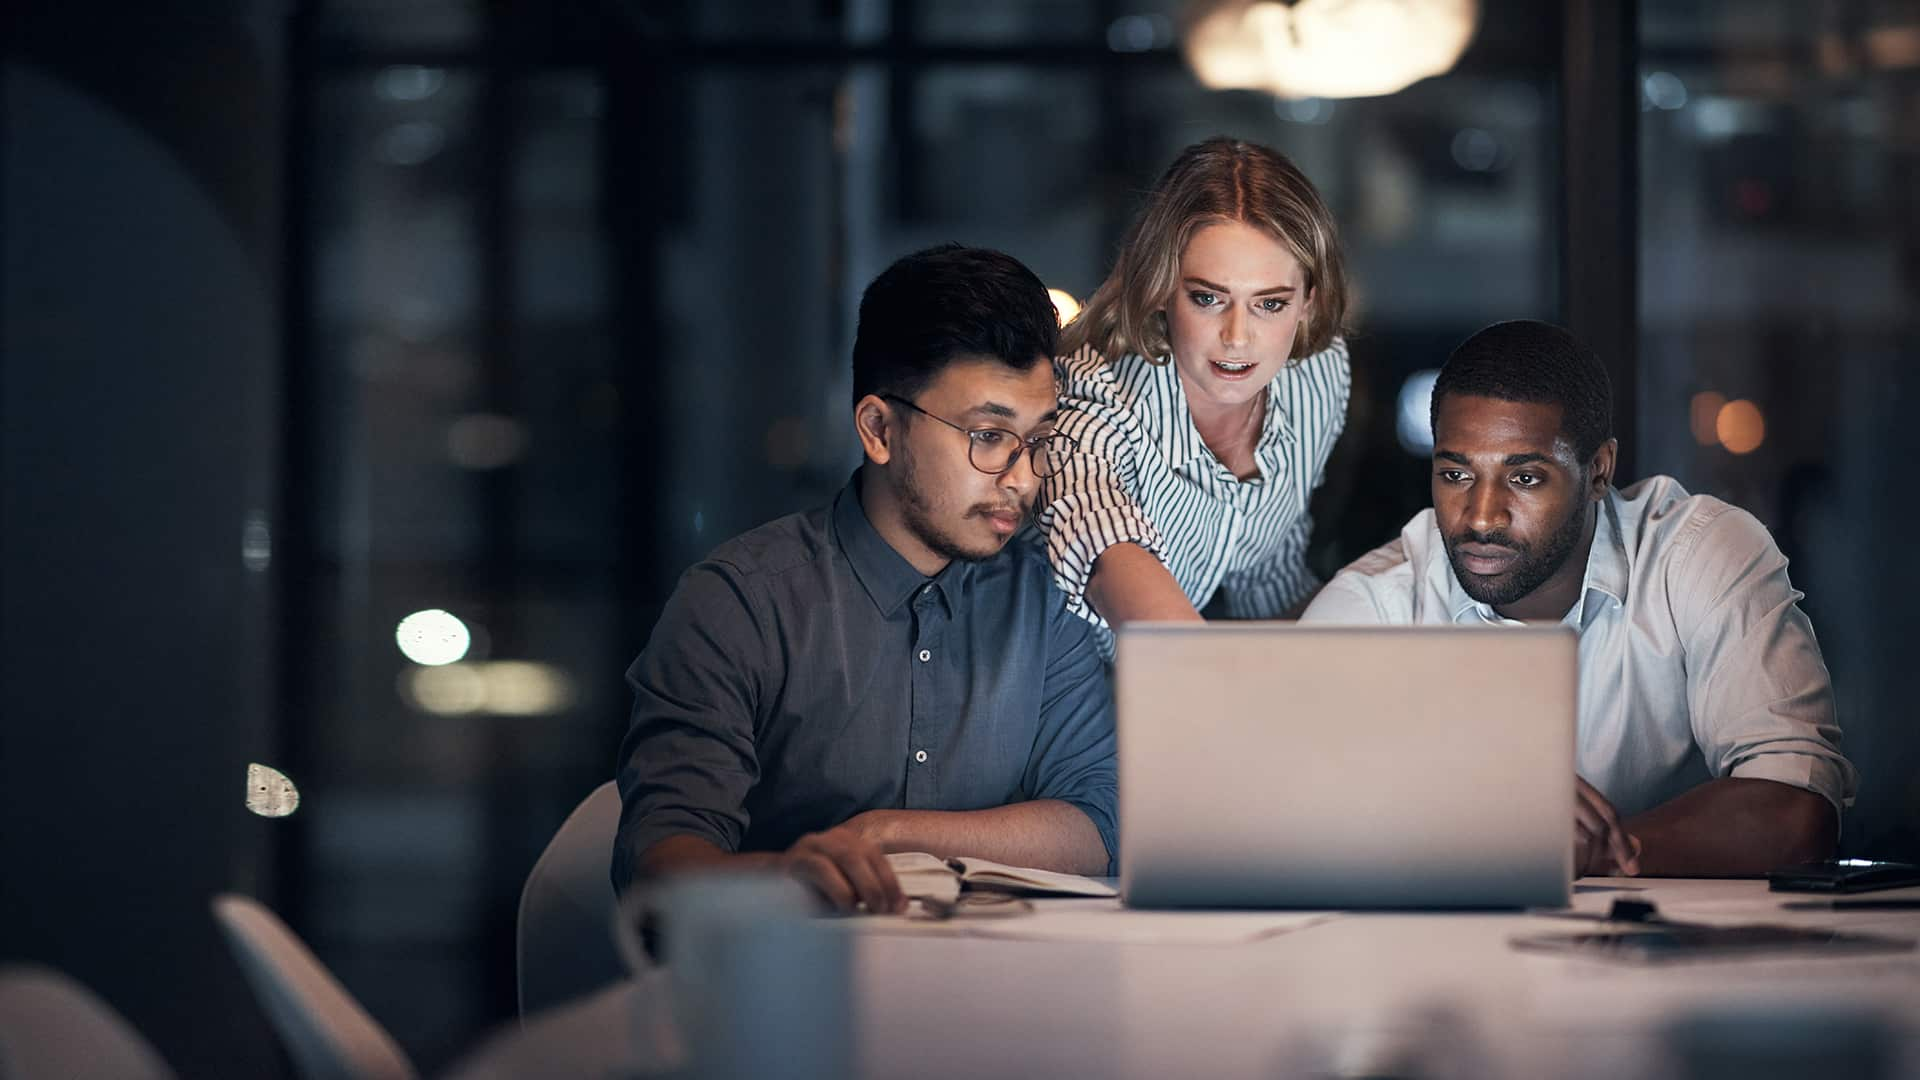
[1038,354,1181,636]
[1085,542,1203,625]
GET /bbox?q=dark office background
[3,0,1915,1074]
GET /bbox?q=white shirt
[1037,340,1351,657]
[1300,475,1854,818]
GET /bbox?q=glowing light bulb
[1186,0,1479,101]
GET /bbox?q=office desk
[850,878,1920,1079]
[455,878,1920,1079]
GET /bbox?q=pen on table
[1779,898,1920,911]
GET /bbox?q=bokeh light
[1047,288,1082,326]
[1185,0,1479,100]
[1715,399,1766,454]
[1643,71,1688,111]
[396,609,471,666]
[480,661,575,716]
[402,663,487,714]
[399,661,576,717]
[1689,391,1727,446]
[245,763,300,818]
[1396,369,1441,455]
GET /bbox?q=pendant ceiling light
[1184,0,1481,100]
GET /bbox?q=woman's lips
[1208,358,1255,380]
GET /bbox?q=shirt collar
[1584,488,1631,610]
[1138,358,1214,469]
[1141,356,1295,472]
[1444,562,1488,624]
[1443,487,1631,627]
[832,470,970,617]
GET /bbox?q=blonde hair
[1061,137,1349,365]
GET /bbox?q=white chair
[209,894,417,1080]
[443,978,659,1080]
[515,781,624,1018]
[0,965,176,1080]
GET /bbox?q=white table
[458,878,1920,1079]
[850,879,1920,1079]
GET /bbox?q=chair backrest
[0,965,176,1080]
[516,781,624,1017]
[209,894,417,1080]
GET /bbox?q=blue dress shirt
[613,472,1118,888]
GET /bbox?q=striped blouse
[1036,338,1352,656]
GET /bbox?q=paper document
[860,896,1334,946]
[964,899,1333,945]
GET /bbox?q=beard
[1444,499,1589,609]
[893,443,1025,564]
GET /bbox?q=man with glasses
[612,244,1114,913]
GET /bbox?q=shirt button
[918,649,931,662]
[914,750,929,764]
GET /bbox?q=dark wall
[1,7,287,1075]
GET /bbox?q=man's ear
[1586,438,1618,501]
[854,394,896,465]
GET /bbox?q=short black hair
[851,244,1058,405]
[1431,320,1614,460]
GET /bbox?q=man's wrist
[845,809,905,851]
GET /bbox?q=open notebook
[886,852,1117,904]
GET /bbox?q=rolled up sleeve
[611,561,769,889]
[1037,361,1166,630]
[1674,506,1856,816]
[1022,593,1120,873]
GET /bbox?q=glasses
[882,394,1077,478]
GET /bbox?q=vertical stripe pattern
[1036,339,1352,656]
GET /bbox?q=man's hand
[777,824,906,914]
[817,803,1110,878]
[1574,777,1642,877]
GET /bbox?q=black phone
[1767,858,1920,894]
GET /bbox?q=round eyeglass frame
[881,393,1077,478]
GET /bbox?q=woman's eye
[1189,291,1218,308]
[1259,297,1290,313]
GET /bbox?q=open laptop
[1116,623,1575,909]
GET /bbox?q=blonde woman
[1039,137,1352,656]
